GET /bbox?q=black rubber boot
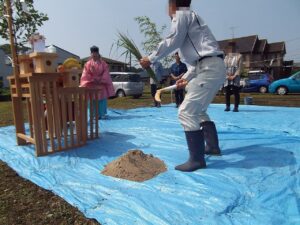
[233,107,239,112]
[201,121,221,155]
[175,130,206,172]
[152,101,157,107]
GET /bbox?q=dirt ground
[0,161,100,225]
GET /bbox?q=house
[47,45,80,66]
[0,49,12,88]
[81,56,128,72]
[218,35,290,79]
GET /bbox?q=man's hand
[140,57,151,69]
[176,78,188,89]
[227,73,236,81]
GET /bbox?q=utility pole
[229,26,238,40]
[5,0,26,144]
[5,0,20,94]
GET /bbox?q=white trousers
[178,57,226,131]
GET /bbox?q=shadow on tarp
[238,109,277,113]
[209,144,296,169]
[47,132,138,160]
[105,115,148,120]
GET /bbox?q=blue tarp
[0,104,300,225]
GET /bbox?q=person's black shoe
[233,107,239,112]
[175,130,206,172]
[152,101,158,107]
[224,106,230,111]
[201,121,221,156]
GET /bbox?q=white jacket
[149,8,223,82]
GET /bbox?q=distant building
[292,62,300,73]
[47,45,80,66]
[218,35,291,79]
[81,56,128,72]
[0,49,12,88]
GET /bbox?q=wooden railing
[8,73,101,156]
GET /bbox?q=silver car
[110,72,144,98]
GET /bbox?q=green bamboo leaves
[117,32,157,82]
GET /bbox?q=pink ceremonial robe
[80,58,115,99]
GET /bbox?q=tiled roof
[267,42,286,53]
[218,35,258,53]
[218,35,286,55]
[47,45,80,59]
[254,39,267,53]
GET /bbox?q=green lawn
[0,101,14,127]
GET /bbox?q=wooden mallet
[154,84,177,103]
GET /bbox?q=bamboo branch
[117,32,157,82]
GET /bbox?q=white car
[110,72,144,98]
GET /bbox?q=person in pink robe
[80,46,115,118]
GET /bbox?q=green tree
[134,16,173,67]
[0,0,48,48]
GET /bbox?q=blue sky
[3,0,300,62]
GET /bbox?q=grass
[1,86,299,127]
[0,85,299,224]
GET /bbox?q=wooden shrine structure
[8,53,101,156]
[5,0,101,156]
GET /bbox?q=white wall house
[47,45,80,66]
[0,49,12,88]
[0,45,81,89]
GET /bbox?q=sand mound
[101,150,167,182]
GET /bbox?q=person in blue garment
[170,52,187,107]
[140,0,226,172]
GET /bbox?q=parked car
[269,71,300,95]
[110,72,144,98]
[241,70,273,93]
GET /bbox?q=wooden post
[5,0,26,145]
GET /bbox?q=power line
[229,26,238,39]
[244,54,300,65]
[288,53,300,57]
[286,49,300,54]
[285,37,300,43]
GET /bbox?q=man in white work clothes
[140,0,226,172]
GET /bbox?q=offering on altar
[28,33,46,52]
[61,58,82,87]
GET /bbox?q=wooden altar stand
[8,53,101,156]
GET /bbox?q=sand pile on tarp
[101,150,167,182]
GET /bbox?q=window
[111,74,127,82]
[110,73,141,82]
[128,74,140,82]
[249,74,260,80]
